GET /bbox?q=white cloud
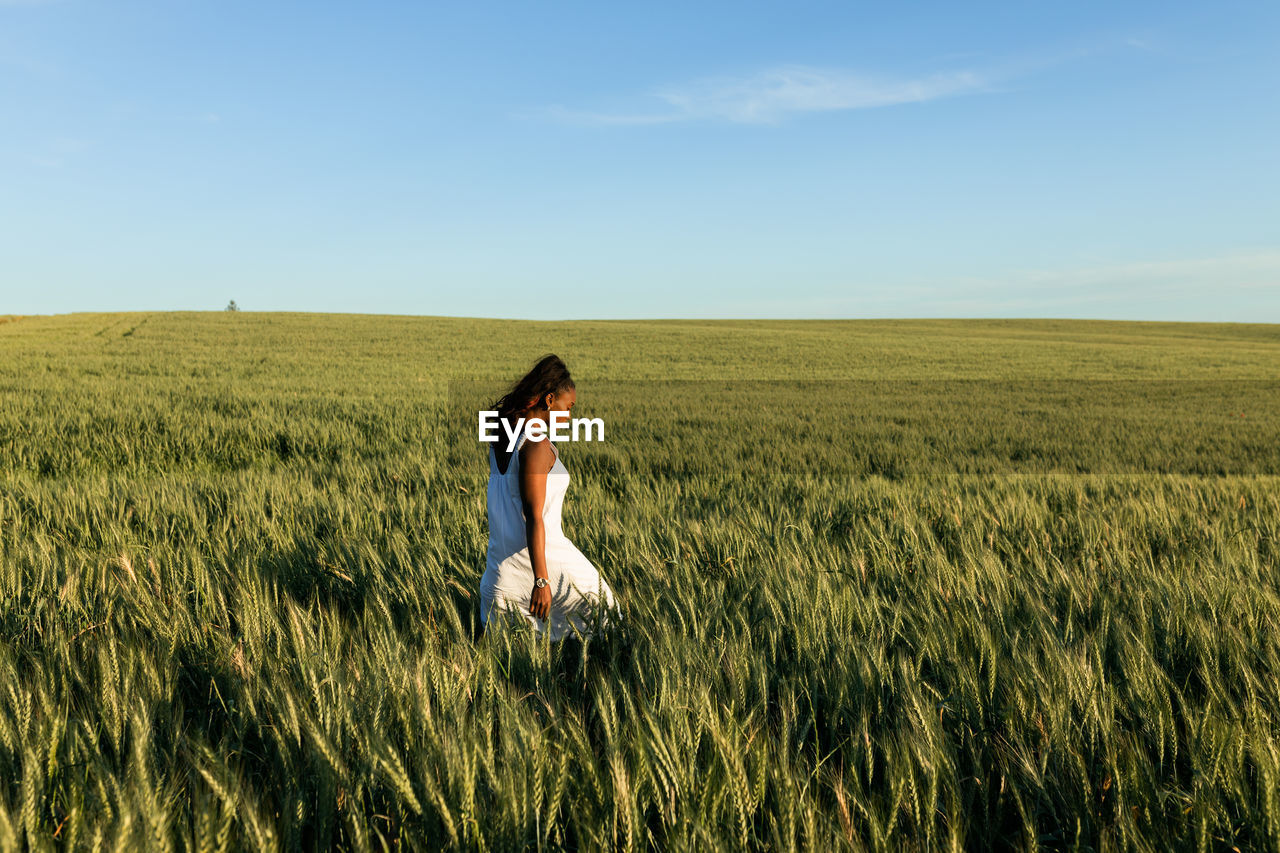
[937,250,1280,301]
[28,135,90,167]
[734,249,1280,318]
[533,34,1157,127]
[541,64,995,126]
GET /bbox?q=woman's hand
[530,581,551,620]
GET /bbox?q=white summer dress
[480,424,619,641]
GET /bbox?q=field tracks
[92,313,152,339]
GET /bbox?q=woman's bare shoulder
[519,436,555,474]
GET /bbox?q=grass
[0,311,1278,851]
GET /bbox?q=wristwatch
[534,577,548,589]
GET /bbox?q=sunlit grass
[1,311,1278,850]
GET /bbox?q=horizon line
[3,310,1278,327]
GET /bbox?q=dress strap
[512,417,558,466]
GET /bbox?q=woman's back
[486,439,526,568]
[479,421,615,640]
[485,426,568,566]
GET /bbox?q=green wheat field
[2,311,1279,852]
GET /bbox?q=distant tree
[226,300,239,312]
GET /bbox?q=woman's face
[547,387,576,413]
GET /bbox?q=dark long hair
[492,354,575,422]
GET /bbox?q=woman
[479,354,619,641]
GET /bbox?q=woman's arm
[518,437,556,620]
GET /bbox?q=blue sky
[3,0,1278,321]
